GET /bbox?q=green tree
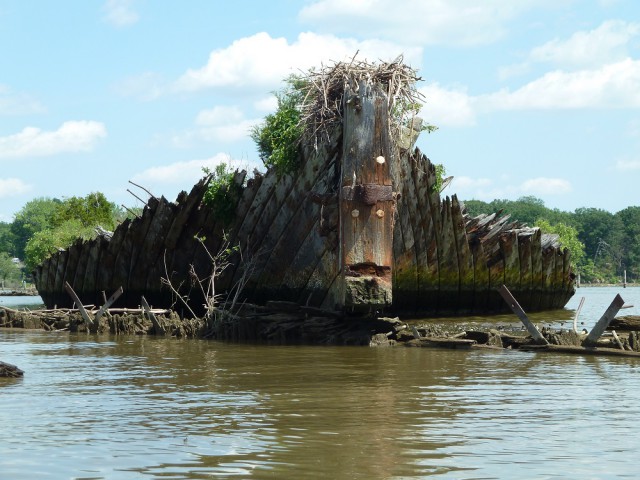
[53,192,117,230]
[202,163,242,224]
[17,192,121,271]
[0,222,15,256]
[574,207,624,268]
[251,76,305,175]
[10,197,61,260]
[0,252,21,288]
[615,206,640,280]
[535,219,585,268]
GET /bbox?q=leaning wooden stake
[141,296,165,335]
[64,281,93,329]
[497,285,549,345]
[95,287,123,323]
[583,294,625,347]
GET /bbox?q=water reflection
[1,288,639,479]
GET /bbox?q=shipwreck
[33,58,575,317]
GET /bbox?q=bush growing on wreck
[202,163,243,224]
[250,76,305,176]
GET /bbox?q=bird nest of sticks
[297,54,425,149]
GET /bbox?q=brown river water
[1,286,640,479]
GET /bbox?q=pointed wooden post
[583,294,625,347]
[339,80,395,311]
[497,285,548,345]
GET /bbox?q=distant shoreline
[0,289,40,297]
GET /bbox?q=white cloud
[520,177,572,195]
[481,59,640,110]
[0,121,107,159]
[419,83,477,127]
[0,84,45,115]
[102,0,139,28]
[529,20,640,69]
[452,176,571,201]
[168,106,260,148]
[417,57,640,127]
[131,154,258,188]
[299,0,561,46]
[173,31,421,93]
[453,176,493,189]
[0,178,31,199]
[254,95,278,113]
[615,159,640,171]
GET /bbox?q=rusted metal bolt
[351,209,360,218]
[376,209,384,218]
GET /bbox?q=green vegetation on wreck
[201,163,243,225]
[249,59,442,179]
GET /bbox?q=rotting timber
[33,59,575,317]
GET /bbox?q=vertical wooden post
[338,81,395,311]
[583,294,625,347]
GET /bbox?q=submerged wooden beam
[497,284,549,345]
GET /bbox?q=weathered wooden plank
[164,178,211,250]
[391,157,419,312]
[81,236,105,304]
[470,238,490,313]
[251,141,340,298]
[530,229,544,312]
[502,230,520,289]
[452,196,474,314]
[97,218,129,294]
[95,286,123,322]
[407,152,436,313]
[64,281,93,327]
[51,249,68,307]
[436,197,459,313]
[517,232,534,310]
[418,165,440,312]
[141,199,179,294]
[71,240,90,298]
[539,246,556,311]
[583,294,625,347]
[339,81,394,309]
[497,284,548,344]
[421,150,445,313]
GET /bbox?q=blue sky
[1,0,639,222]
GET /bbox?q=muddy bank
[3,302,640,355]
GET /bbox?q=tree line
[463,196,640,284]
[0,193,132,288]
[1,191,638,288]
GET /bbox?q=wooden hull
[34,85,574,316]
